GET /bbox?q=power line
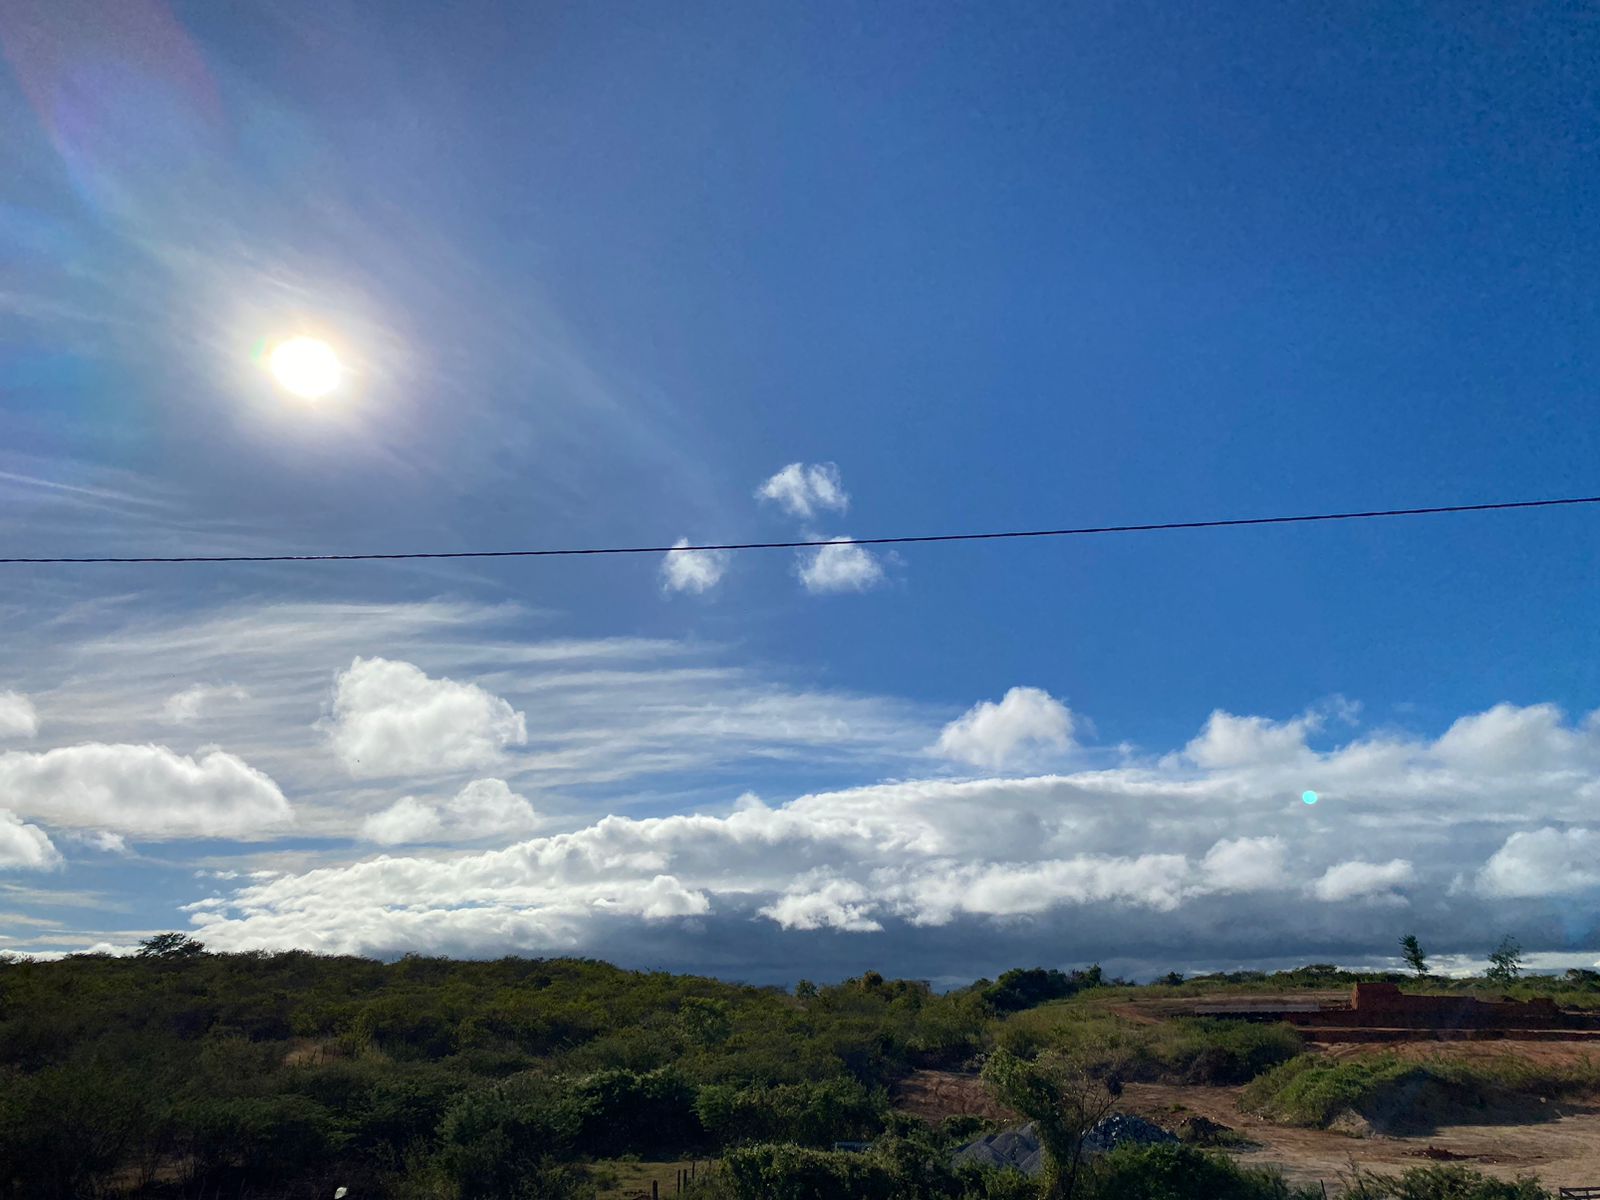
[2,493,1597,567]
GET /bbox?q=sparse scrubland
[2,947,1593,1199]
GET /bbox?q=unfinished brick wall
[1283,982,1581,1029]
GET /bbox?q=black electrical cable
[2,494,1596,567]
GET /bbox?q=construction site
[894,984,1600,1194]
[1194,982,1600,1042]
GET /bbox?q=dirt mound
[894,1070,1015,1124]
[1176,1115,1237,1145]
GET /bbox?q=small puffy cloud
[757,462,849,519]
[661,539,729,595]
[327,658,527,777]
[1184,710,1316,769]
[164,684,249,724]
[759,878,882,932]
[361,797,444,845]
[361,778,539,845]
[1478,827,1599,897]
[61,829,130,855]
[0,809,59,869]
[797,539,883,593]
[0,692,38,739]
[1310,858,1414,903]
[936,687,1075,769]
[1201,836,1289,893]
[0,744,291,839]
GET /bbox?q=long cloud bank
[184,701,1600,971]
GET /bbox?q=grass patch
[591,1159,713,1200]
[1242,1051,1600,1132]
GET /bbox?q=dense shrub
[1157,1020,1304,1084]
[713,1144,899,1200]
[170,1094,339,1185]
[695,1076,886,1147]
[566,1067,703,1156]
[1084,1142,1320,1200]
[1340,1165,1550,1199]
[436,1079,585,1198]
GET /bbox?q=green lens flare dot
[1302,790,1319,805]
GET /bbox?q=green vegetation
[0,947,1587,1199]
[1486,937,1525,986]
[997,1009,1304,1084]
[1400,935,1428,978]
[1242,1052,1600,1130]
[1339,1165,1550,1200]
[1083,1142,1318,1200]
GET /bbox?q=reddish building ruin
[1197,983,1600,1041]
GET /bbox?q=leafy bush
[1155,1020,1304,1084]
[171,1094,338,1183]
[1084,1141,1319,1200]
[567,1067,703,1156]
[695,1076,886,1147]
[437,1076,584,1194]
[983,969,1082,1014]
[713,1143,899,1200]
[1339,1164,1549,1199]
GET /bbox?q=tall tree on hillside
[136,933,206,959]
[1486,935,1524,985]
[1399,933,1428,978]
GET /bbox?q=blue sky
[1,0,1598,983]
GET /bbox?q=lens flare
[1302,790,1319,805]
[267,336,342,398]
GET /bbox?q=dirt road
[1120,1082,1600,1192]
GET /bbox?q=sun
[267,336,343,398]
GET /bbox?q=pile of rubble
[1081,1114,1178,1155]
[953,1114,1176,1177]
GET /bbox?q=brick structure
[1196,983,1600,1039]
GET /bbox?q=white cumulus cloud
[797,539,884,593]
[759,878,882,932]
[1477,827,1599,897]
[0,809,59,869]
[1310,858,1414,903]
[0,744,291,839]
[361,778,540,845]
[661,538,729,595]
[0,691,38,740]
[1184,710,1317,769]
[936,687,1075,769]
[1201,836,1290,893]
[360,797,444,845]
[326,658,527,778]
[756,462,849,519]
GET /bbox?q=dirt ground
[894,1067,1600,1192]
[1118,1081,1600,1193]
[1315,1039,1600,1069]
[893,1070,1016,1124]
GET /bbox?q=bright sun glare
[267,336,343,398]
